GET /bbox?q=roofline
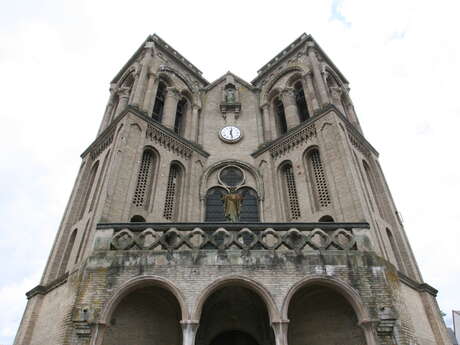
[111,34,209,86]
[204,71,257,91]
[251,33,349,85]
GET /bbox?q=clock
[219,126,242,143]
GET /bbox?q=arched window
[274,98,288,135]
[386,228,404,272]
[319,215,334,222]
[281,162,301,220]
[130,215,146,222]
[238,187,259,222]
[74,219,91,264]
[79,161,99,220]
[152,81,166,122]
[89,150,110,212]
[58,229,77,277]
[132,149,155,208]
[294,81,310,122]
[307,149,331,209]
[174,98,187,135]
[163,163,183,220]
[363,160,380,215]
[205,187,227,222]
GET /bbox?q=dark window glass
[205,187,227,222]
[152,82,166,122]
[294,82,310,122]
[219,167,244,187]
[174,99,187,135]
[275,98,288,135]
[238,187,259,222]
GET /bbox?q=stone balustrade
[94,222,371,253]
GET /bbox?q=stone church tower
[14,34,450,345]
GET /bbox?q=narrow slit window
[309,150,331,208]
[132,150,155,208]
[282,163,301,220]
[164,164,182,220]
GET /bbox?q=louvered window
[164,164,181,220]
[309,150,331,208]
[282,163,301,220]
[132,150,154,208]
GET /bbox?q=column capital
[260,102,270,110]
[118,86,131,99]
[166,87,181,100]
[281,87,296,106]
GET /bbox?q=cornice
[251,105,378,159]
[398,272,438,297]
[251,33,349,86]
[81,106,209,159]
[111,34,209,86]
[97,222,370,231]
[152,34,209,86]
[252,33,310,85]
[204,71,258,92]
[26,272,68,299]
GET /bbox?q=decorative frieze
[109,225,359,252]
[269,123,317,159]
[90,129,114,160]
[348,130,371,158]
[146,124,193,159]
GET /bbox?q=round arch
[98,275,190,325]
[199,160,264,201]
[281,275,371,323]
[192,275,281,323]
[116,65,138,87]
[262,66,306,104]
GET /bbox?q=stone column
[188,104,200,143]
[98,85,118,134]
[132,46,153,108]
[272,320,289,345]
[115,87,130,117]
[359,320,379,345]
[181,321,199,345]
[281,88,300,129]
[303,72,320,113]
[183,102,194,141]
[162,87,180,129]
[142,71,157,113]
[261,103,272,142]
[307,43,329,107]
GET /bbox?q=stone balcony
[93,222,372,253]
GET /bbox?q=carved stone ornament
[220,84,241,114]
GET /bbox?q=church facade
[14,33,450,345]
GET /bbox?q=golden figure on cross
[222,187,244,222]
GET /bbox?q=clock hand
[230,128,233,138]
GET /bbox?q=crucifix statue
[222,187,244,222]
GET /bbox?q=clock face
[219,126,242,143]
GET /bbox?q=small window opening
[294,81,310,122]
[152,82,166,122]
[275,98,288,135]
[130,215,146,222]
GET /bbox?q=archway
[210,330,259,345]
[101,285,183,345]
[195,285,275,345]
[287,284,367,345]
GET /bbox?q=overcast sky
[1,0,459,344]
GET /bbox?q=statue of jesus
[222,187,244,222]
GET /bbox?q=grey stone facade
[13,33,450,345]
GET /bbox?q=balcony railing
[93,222,371,253]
